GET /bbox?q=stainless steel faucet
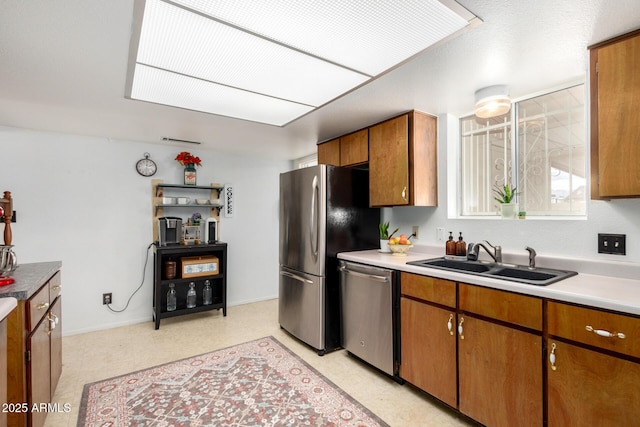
[525,246,537,268]
[469,240,502,263]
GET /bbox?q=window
[460,84,585,217]
[295,153,318,169]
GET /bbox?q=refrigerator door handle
[310,175,319,261]
[339,266,390,282]
[280,270,314,284]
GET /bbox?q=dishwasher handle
[339,266,390,282]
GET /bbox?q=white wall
[0,125,290,335]
[384,114,640,267]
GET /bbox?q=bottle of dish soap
[446,232,456,256]
[456,232,467,256]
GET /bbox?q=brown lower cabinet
[547,339,640,426]
[547,300,640,425]
[6,270,62,427]
[400,273,543,426]
[458,316,542,426]
[400,298,457,407]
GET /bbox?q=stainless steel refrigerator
[279,165,380,355]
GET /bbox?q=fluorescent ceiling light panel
[127,0,474,126]
[173,0,471,76]
[131,64,314,126]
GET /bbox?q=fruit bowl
[387,244,413,256]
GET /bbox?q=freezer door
[279,165,327,276]
[279,267,325,351]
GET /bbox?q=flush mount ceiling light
[126,0,477,126]
[474,85,511,119]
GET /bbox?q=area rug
[77,336,389,426]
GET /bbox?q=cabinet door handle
[549,342,557,371]
[36,302,50,310]
[52,284,62,291]
[458,317,464,340]
[585,325,626,339]
[447,314,454,336]
[50,313,59,326]
[401,186,408,202]
[46,313,56,336]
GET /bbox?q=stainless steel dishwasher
[339,260,399,378]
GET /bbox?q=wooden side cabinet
[153,243,227,329]
[6,270,62,427]
[589,28,640,199]
[369,110,437,207]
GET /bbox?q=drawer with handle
[27,284,50,332]
[548,301,640,358]
[49,270,62,301]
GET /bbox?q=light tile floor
[46,299,477,427]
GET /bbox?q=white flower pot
[380,239,391,252]
[500,203,518,219]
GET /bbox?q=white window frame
[295,153,318,169]
[454,81,588,220]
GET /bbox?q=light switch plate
[598,233,626,255]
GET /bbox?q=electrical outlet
[412,226,420,239]
[103,293,112,305]
[598,233,626,255]
[436,227,445,241]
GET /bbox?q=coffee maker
[158,217,182,246]
[204,217,217,244]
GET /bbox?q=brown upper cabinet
[369,111,437,207]
[317,129,369,167]
[340,129,368,166]
[317,138,340,166]
[589,28,640,199]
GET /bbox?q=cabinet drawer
[27,285,50,333]
[548,301,640,358]
[49,271,62,301]
[400,272,456,307]
[459,283,542,331]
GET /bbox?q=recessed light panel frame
[126,0,475,126]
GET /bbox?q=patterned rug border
[77,335,390,426]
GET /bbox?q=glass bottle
[445,232,456,256]
[167,283,177,312]
[184,163,197,185]
[187,282,197,308]
[456,232,467,256]
[203,280,212,305]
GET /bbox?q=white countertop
[338,247,640,316]
[0,296,17,321]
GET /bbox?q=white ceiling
[1,0,639,161]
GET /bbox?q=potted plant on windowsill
[379,222,399,253]
[494,184,519,219]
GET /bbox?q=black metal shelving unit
[152,242,227,329]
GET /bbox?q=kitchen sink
[418,258,492,273]
[406,257,577,286]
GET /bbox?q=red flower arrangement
[175,151,202,167]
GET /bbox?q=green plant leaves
[493,184,518,203]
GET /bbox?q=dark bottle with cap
[446,232,456,256]
[455,232,467,256]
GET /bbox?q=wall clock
[136,153,157,177]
